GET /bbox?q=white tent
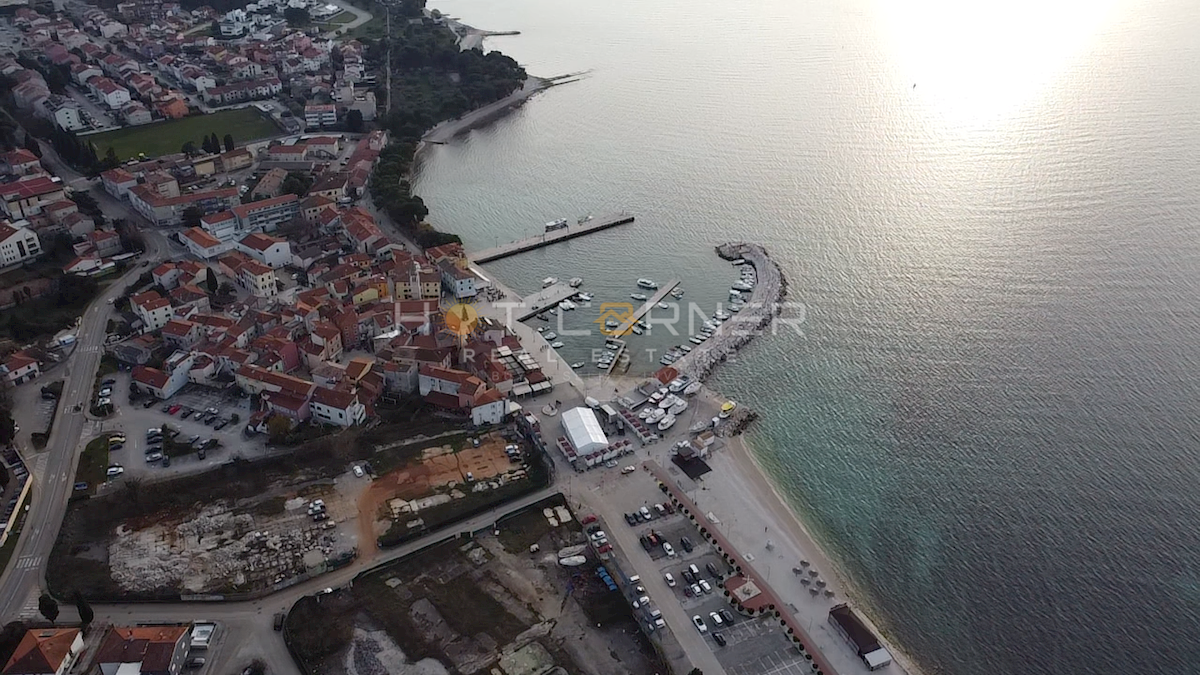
[561,407,608,455]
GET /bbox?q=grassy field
[326,10,356,24]
[88,108,280,161]
[75,436,110,495]
[348,15,386,40]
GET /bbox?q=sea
[412,0,1200,672]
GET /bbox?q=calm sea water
[413,0,1200,672]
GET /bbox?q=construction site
[287,495,666,675]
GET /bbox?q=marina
[611,278,682,337]
[470,212,636,263]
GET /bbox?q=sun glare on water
[878,0,1119,126]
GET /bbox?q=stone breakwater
[674,242,788,384]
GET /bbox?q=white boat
[569,277,584,287]
[636,278,658,289]
[670,399,688,415]
[646,408,666,424]
[659,395,676,409]
[660,355,678,365]
[669,376,691,392]
[577,214,593,224]
[577,292,594,301]
[657,414,676,431]
[689,336,704,344]
[542,277,558,287]
[678,344,692,353]
[545,218,569,232]
[537,326,546,333]
[570,362,584,369]
[731,258,747,265]
[715,310,730,320]
[683,381,702,396]
[550,341,564,348]
[649,391,665,403]
[690,418,712,432]
[631,293,648,301]
[729,304,742,312]
[670,288,685,299]
[630,325,645,335]
[639,406,653,420]
[657,302,669,309]
[605,318,620,329]
[559,300,576,310]
[733,281,754,292]
[544,331,557,340]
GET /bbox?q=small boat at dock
[545,218,568,232]
[657,302,669,309]
[569,277,584,287]
[636,278,659,289]
[630,325,644,335]
[689,336,704,344]
[657,414,677,431]
[550,341,564,348]
[577,292,593,302]
[542,277,558,287]
[570,362,584,369]
[646,408,666,424]
[559,300,576,311]
[670,288,685,299]
[544,331,557,340]
[631,293,648,301]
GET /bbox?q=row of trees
[182,132,236,157]
[367,16,526,247]
[47,127,121,176]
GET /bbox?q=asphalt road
[0,140,172,621]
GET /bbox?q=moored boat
[631,293,648,301]
[683,381,702,396]
[657,414,676,431]
[542,277,558,287]
[550,341,564,348]
[569,277,584,287]
[669,399,688,415]
[570,362,584,369]
[636,278,659,289]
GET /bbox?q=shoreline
[420,75,549,148]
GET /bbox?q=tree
[281,171,312,197]
[345,109,364,133]
[38,594,58,624]
[182,206,203,229]
[223,134,235,152]
[205,268,218,295]
[73,592,94,630]
[267,415,291,443]
[284,7,309,26]
[102,147,119,170]
[181,141,197,156]
[0,408,15,446]
[23,133,41,158]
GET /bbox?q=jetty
[611,278,681,337]
[471,212,635,263]
[513,283,579,322]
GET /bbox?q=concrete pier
[512,283,579,322]
[611,278,681,337]
[471,212,635,263]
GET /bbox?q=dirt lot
[48,423,548,600]
[361,431,547,554]
[287,495,666,675]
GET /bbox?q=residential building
[310,386,366,427]
[236,232,291,268]
[152,262,183,289]
[1,149,41,176]
[1,351,40,385]
[128,185,238,227]
[89,77,131,109]
[121,102,153,126]
[237,259,277,298]
[130,352,194,399]
[304,104,336,129]
[88,229,123,257]
[101,168,138,200]
[43,98,85,131]
[1,628,83,675]
[437,259,477,299]
[0,221,42,267]
[95,626,190,675]
[131,290,172,332]
[0,176,65,219]
[182,227,228,259]
[160,319,200,349]
[251,167,287,200]
[231,194,298,233]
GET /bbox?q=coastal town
[0,2,911,675]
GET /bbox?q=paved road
[0,140,171,621]
[321,0,373,38]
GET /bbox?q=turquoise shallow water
[412,0,1200,672]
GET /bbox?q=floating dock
[611,279,681,337]
[513,283,579,322]
[471,212,635,263]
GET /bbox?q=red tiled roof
[311,385,356,410]
[95,626,187,672]
[238,232,284,252]
[232,193,297,219]
[182,227,222,249]
[131,365,169,389]
[2,629,79,675]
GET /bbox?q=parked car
[145,451,163,462]
[596,544,612,554]
[101,378,116,385]
[185,657,205,668]
[213,420,228,430]
[99,387,112,397]
[664,573,676,587]
[581,514,597,525]
[712,632,727,647]
[109,442,123,451]
[106,465,124,477]
[162,455,171,468]
[662,542,675,557]
[74,482,89,491]
[168,404,182,415]
[706,562,722,578]
[709,611,724,627]
[692,616,707,633]
[273,613,285,631]
[180,409,193,419]
[720,609,735,624]
[680,537,694,553]
[143,399,156,408]
[161,403,172,412]
[699,579,712,594]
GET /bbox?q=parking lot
[96,375,269,483]
[600,468,811,675]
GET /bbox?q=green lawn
[327,10,356,24]
[348,15,386,40]
[75,436,110,495]
[88,108,281,161]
